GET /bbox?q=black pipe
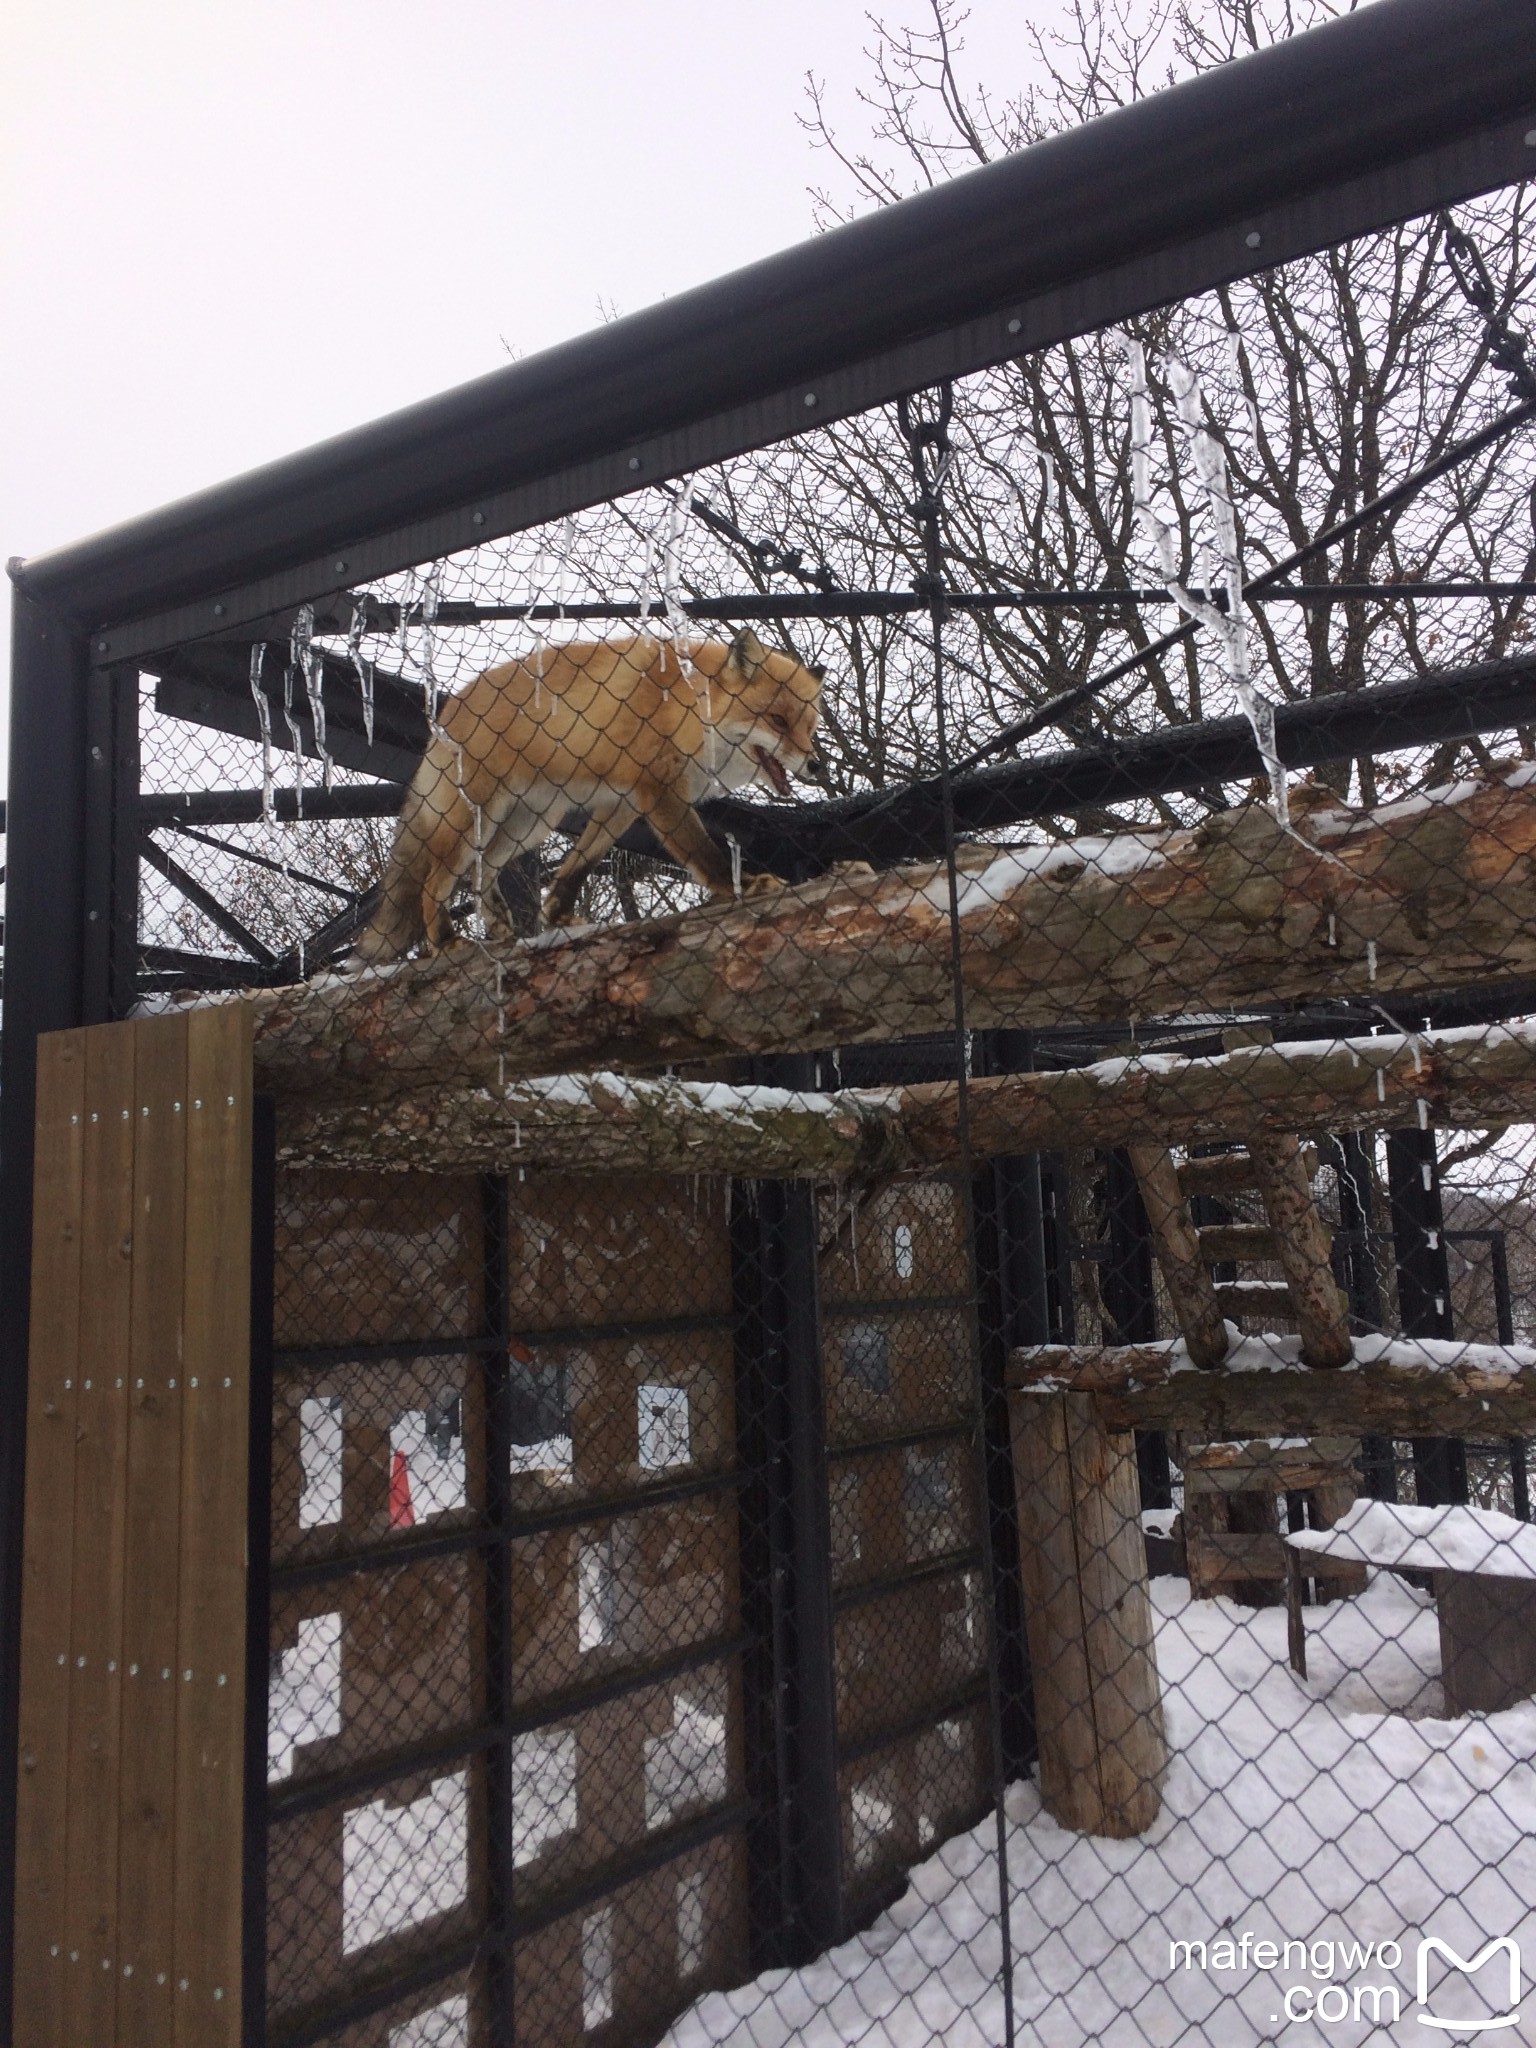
[1386,1129,1470,1507]
[13,0,1536,626]
[133,647,1536,860]
[242,1095,277,2048]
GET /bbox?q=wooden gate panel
[11,1008,253,2048]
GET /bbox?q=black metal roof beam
[318,580,1536,631]
[10,0,1533,657]
[132,645,1536,868]
[137,833,277,964]
[724,648,1536,874]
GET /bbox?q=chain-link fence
[10,18,1536,2038]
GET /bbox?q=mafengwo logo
[1416,1938,1521,2033]
[1168,1931,1522,2031]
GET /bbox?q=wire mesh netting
[73,193,1536,2044]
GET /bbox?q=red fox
[355,629,824,961]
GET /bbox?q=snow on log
[276,1020,1536,1178]
[249,769,1536,1102]
[1008,1333,1536,1439]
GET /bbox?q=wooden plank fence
[11,1008,253,2048]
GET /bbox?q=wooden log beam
[248,770,1536,1102]
[1008,1338,1536,1439]
[276,1070,909,1180]
[274,1018,1536,1178]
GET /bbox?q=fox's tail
[353,794,431,964]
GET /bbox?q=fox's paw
[739,871,785,900]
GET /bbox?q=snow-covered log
[1008,1334,1536,1439]
[274,1020,1536,1179]
[250,770,1536,1103]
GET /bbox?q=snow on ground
[665,1575,1536,2047]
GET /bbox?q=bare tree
[728,0,1536,808]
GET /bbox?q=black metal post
[82,663,142,1022]
[0,590,93,2045]
[732,1055,841,1964]
[970,1031,1040,1783]
[1331,1133,1396,1502]
[1386,1128,1468,1506]
[481,1176,516,2042]
[1487,1234,1531,1521]
[243,1095,277,2047]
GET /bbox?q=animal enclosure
[7,5,1536,2044]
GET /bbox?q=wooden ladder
[1127,1130,1353,1370]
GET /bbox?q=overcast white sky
[3,0,1052,581]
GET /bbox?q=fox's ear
[728,627,767,679]
[808,662,826,682]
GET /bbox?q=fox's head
[697,628,825,796]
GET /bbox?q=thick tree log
[275,1019,1536,1178]
[277,1070,909,1179]
[247,770,1536,1101]
[1008,1338,1536,1439]
[1126,1142,1229,1368]
[1246,1129,1353,1370]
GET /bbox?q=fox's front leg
[637,782,783,904]
[542,796,639,927]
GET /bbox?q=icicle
[298,604,333,792]
[1124,340,1286,826]
[285,609,308,819]
[1367,939,1378,984]
[1417,1097,1430,1129]
[634,532,657,631]
[662,478,692,645]
[1327,912,1337,948]
[1376,1069,1386,1103]
[849,1192,860,1289]
[419,564,442,731]
[514,1121,521,1149]
[347,598,375,745]
[556,520,576,620]
[472,804,485,915]
[727,835,743,901]
[249,644,274,821]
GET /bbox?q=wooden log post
[1007,1388,1166,1837]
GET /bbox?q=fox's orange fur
[356,629,823,961]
